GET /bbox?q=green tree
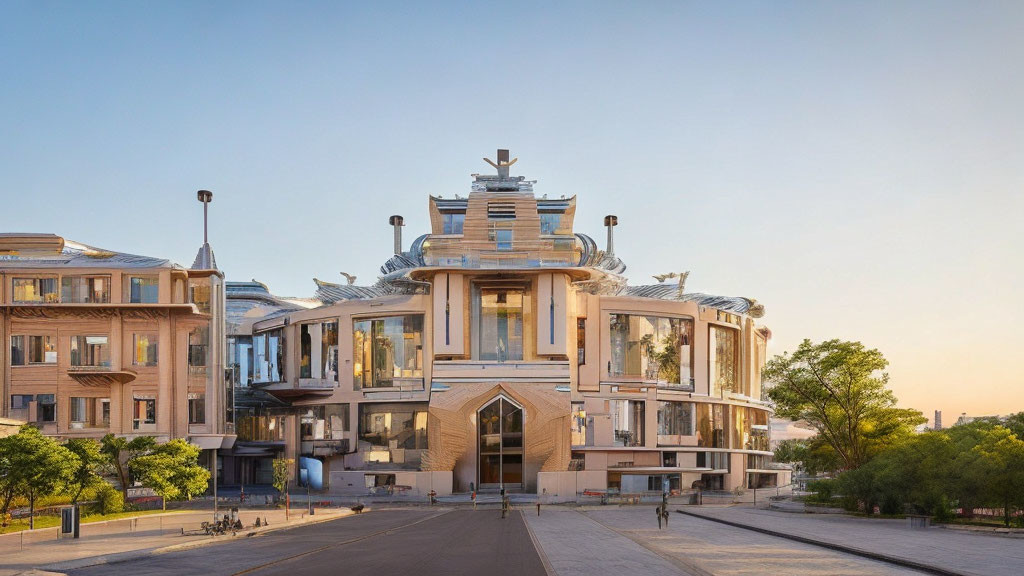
[773,437,841,476]
[1002,412,1024,440]
[971,427,1024,526]
[130,439,210,510]
[0,425,78,528]
[272,458,293,499]
[100,434,156,500]
[65,438,105,505]
[763,339,925,472]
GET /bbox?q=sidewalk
[0,507,349,576]
[682,506,1024,576]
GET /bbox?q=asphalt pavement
[67,508,548,576]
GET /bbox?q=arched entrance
[478,395,523,489]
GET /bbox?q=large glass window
[732,406,770,451]
[576,318,586,365]
[697,403,727,448]
[358,403,428,468]
[37,394,56,423]
[299,404,349,440]
[189,280,211,314]
[253,330,284,383]
[61,276,110,303]
[539,212,561,235]
[478,396,524,486]
[611,400,645,447]
[300,321,339,381]
[494,229,513,251]
[442,212,465,235]
[609,314,694,389]
[658,401,695,445]
[10,335,56,365]
[570,401,587,447]
[128,276,159,303]
[230,336,254,387]
[188,326,209,375]
[133,333,158,366]
[188,394,206,424]
[710,325,738,396]
[477,288,524,361]
[70,397,105,428]
[133,398,156,429]
[353,316,424,388]
[13,278,59,303]
[70,336,110,368]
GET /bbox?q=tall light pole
[197,190,213,244]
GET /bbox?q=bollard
[536,502,541,516]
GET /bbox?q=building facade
[0,231,233,471]
[227,151,783,497]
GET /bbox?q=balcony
[432,360,570,383]
[300,438,350,458]
[68,366,137,387]
[420,236,582,269]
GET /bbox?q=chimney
[497,149,510,178]
[389,215,405,255]
[603,215,618,256]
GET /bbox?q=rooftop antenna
[191,190,217,270]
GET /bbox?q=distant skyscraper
[934,410,942,430]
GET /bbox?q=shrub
[933,495,955,522]
[805,479,836,504]
[94,482,124,515]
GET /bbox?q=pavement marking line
[578,510,709,576]
[230,509,455,576]
[519,510,556,576]
[676,509,964,576]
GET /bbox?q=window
[70,336,110,368]
[37,394,56,423]
[358,403,428,467]
[188,326,209,373]
[576,318,586,365]
[253,330,284,383]
[539,212,561,235]
[10,335,56,365]
[570,401,587,447]
[188,394,206,424]
[13,277,59,303]
[128,276,159,303]
[710,325,738,396]
[133,398,156,429]
[478,396,524,486]
[658,401,695,444]
[230,336,255,387]
[476,287,524,361]
[189,280,211,314]
[70,397,104,428]
[11,394,33,410]
[101,400,110,427]
[353,316,424,388]
[611,400,645,447]
[299,404,349,440]
[442,212,465,235]
[300,321,339,381]
[494,229,513,251]
[733,406,770,451]
[61,276,110,303]
[609,314,694,389]
[133,333,158,366]
[697,403,727,448]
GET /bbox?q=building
[0,195,233,479]
[227,150,784,497]
[934,410,942,430]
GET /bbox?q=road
[68,508,548,576]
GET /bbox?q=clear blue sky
[2,1,1022,422]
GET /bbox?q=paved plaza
[2,505,1023,575]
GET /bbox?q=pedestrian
[662,506,669,528]
[656,505,663,529]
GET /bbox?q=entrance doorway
[478,395,523,489]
